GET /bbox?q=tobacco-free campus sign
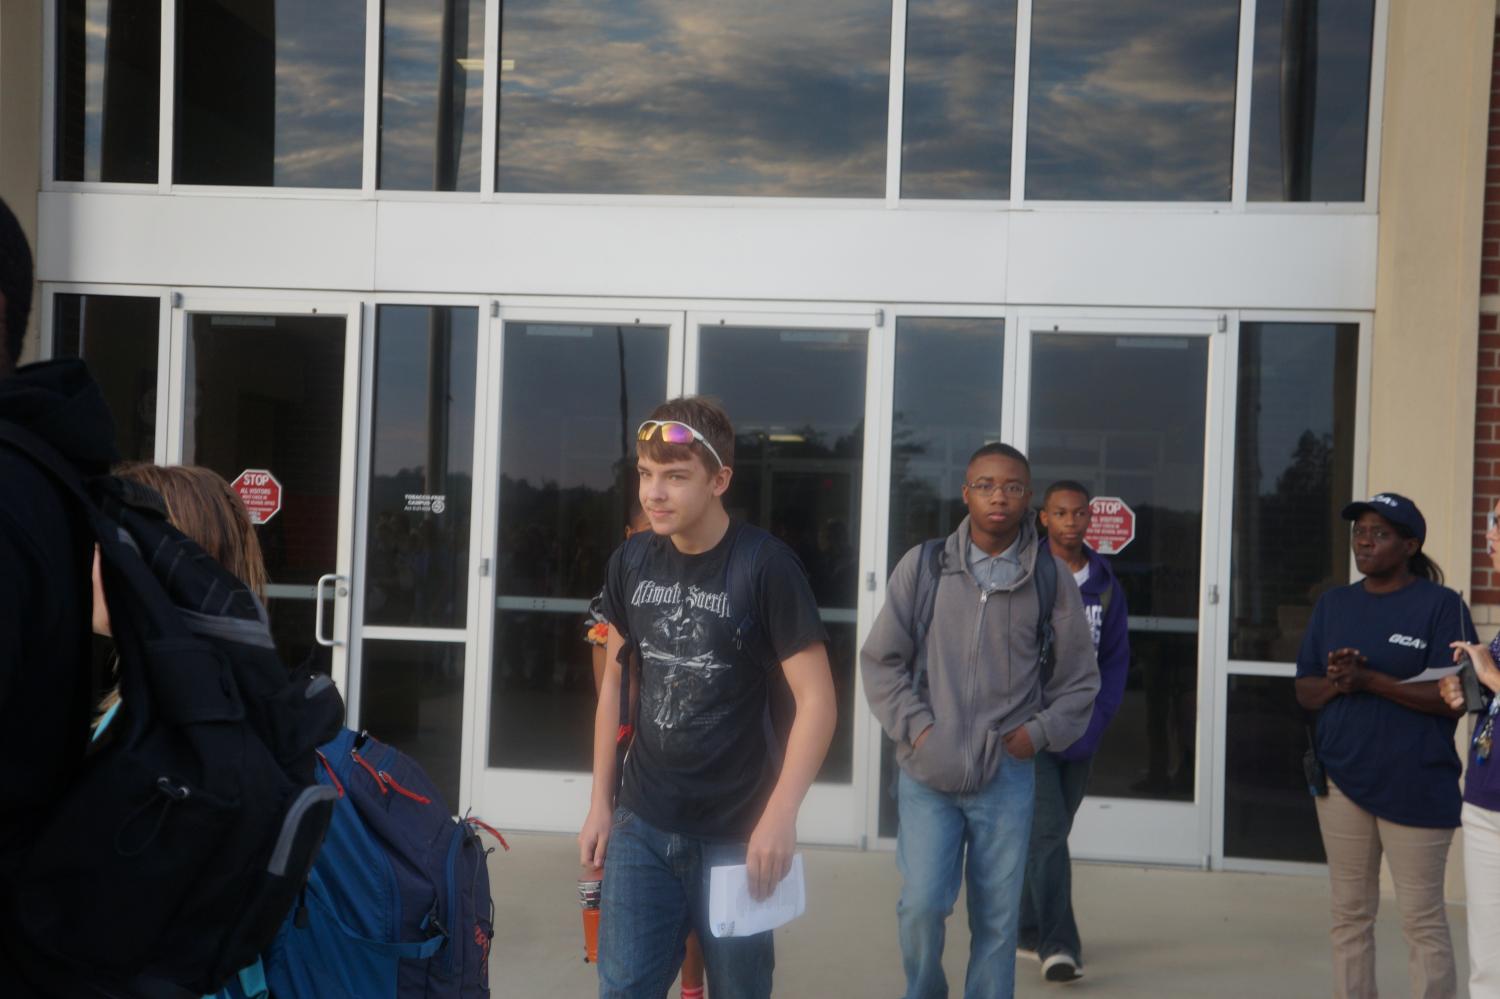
[1085,496,1135,555]
[232,469,283,526]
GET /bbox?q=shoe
[1017,943,1040,963]
[1042,953,1083,983]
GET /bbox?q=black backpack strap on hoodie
[1034,548,1058,685]
[909,538,946,697]
[0,418,98,520]
[612,531,654,803]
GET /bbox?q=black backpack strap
[909,539,946,697]
[1034,546,1059,687]
[612,531,655,803]
[725,525,772,660]
[0,419,100,523]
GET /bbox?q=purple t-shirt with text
[1465,634,1500,812]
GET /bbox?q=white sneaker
[1041,953,1083,984]
[1017,944,1040,963]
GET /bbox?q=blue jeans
[598,807,774,999]
[1018,751,1091,962]
[896,749,1036,999]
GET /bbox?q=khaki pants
[1315,781,1456,999]
[1465,801,1500,998]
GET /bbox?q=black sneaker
[1042,953,1083,983]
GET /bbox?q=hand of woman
[1439,674,1466,711]
[1451,640,1500,695]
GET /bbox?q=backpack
[0,421,346,993]
[611,524,775,794]
[907,535,1059,699]
[264,727,507,999]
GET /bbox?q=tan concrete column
[0,0,43,364]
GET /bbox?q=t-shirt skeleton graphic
[602,521,827,841]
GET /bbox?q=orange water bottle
[578,864,604,963]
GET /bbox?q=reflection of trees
[496,475,624,599]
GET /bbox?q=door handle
[315,573,348,648]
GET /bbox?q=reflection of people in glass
[1295,493,1469,999]
[579,397,836,999]
[1019,482,1129,984]
[861,444,1099,999]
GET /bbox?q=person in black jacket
[0,198,131,996]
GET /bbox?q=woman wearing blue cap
[1295,493,1473,999]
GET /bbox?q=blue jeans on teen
[598,807,774,999]
[1018,751,1092,963]
[896,749,1037,999]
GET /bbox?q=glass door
[686,309,883,846]
[470,306,684,831]
[166,296,364,692]
[1013,313,1227,867]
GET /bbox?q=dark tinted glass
[488,323,669,771]
[901,0,1016,198]
[52,293,158,462]
[365,306,478,629]
[1225,675,1326,862]
[496,0,890,196]
[1026,0,1240,201]
[55,0,160,182]
[360,640,466,808]
[1230,323,1358,661]
[183,313,348,671]
[1249,0,1375,202]
[175,0,366,187]
[699,326,868,784]
[1030,334,1210,801]
[380,0,486,191]
[880,317,1004,834]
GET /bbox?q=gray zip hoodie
[861,517,1100,794]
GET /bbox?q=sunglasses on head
[637,420,725,470]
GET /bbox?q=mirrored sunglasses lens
[658,423,696,445]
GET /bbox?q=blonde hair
[96,464,270,726]
[115,463,270,600]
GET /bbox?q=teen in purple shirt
[1442,498,1500,997]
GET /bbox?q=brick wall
[1473,17,1500,605]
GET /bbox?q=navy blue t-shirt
[1296,578,1475,829]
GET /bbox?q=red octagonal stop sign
[1085,496,1136,555]
[232,469,283,526]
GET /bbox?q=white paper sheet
[1399,665,1463,684]
[708,854,806,938]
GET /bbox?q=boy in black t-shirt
[579,396,836,999]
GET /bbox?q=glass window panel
[1249,0,1375,202]
[52,293,159,463]
[1230,323,1359,662]
[488,323,669,771]
[379,0,486,191]
[175,0,366,188]
[496,1,890,196]
[900,0,1016,199]
[880,317,1004,834]
[1026,0,1240,201]
[1225,674,1326,862]
[55,0,160,182]
[1030,334,1210,801]
[182,313,348,671]
[365,306,478,629]
[698,326,868,784]
[361,640,466,809]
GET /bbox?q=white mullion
[154,290,172,463]
[157,0,175,191]
[863,308,900,845]
[457,297,495,811]
[1207,312,1241,869]
[1004,310,1030,448]
[41,0,57,189]
[1362,0,1391,208]
[851,315,888,845]
[1230,0,1257,207]
[884,0,909,205]
[1008,0,1033,205]
[362,0,381,193]
[345,301,380,728]
[163,295,187,464]
[480,0,501,197]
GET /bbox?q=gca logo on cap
[1371,495,1398,507]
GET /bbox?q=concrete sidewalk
[489,833,1470,998]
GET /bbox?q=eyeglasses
[637,420,725,470]
[966,480,1028,498]
[1489,511,1498,534]
[1351,526,1394,543]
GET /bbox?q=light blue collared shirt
[967,533,1024,591]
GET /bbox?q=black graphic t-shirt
[601,521,827,841]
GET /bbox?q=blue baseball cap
[1341,492,1426,543]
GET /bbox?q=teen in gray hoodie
[861,443,1098,999]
